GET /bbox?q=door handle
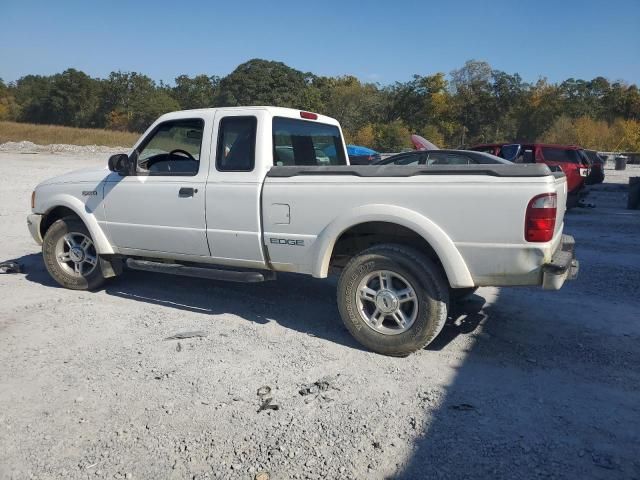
[179,187,197,197]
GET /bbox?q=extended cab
[27,107,578,356]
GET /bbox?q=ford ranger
[27,107,578,356]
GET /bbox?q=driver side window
[135,119,204,176]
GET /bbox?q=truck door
[103,117,211,257]
[204,111,268,269]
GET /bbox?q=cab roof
[157,106,340,127]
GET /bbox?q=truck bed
[267,164,558,178]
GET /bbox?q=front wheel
[337,244,449,356]
[42,217,107,290]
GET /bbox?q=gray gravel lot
[1,151,639,480]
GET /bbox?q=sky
[1,0,639,86]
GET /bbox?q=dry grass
[0,121,138,147]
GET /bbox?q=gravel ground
[0,150,639,480]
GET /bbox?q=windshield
[500,144,521,161]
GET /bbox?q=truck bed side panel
[262,172,563,287]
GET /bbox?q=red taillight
[300,111,318,120]
[525,193,557,242]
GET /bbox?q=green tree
[490,70,528,142]
[450,60,495,145]
[96,71,179,131]
[172,74,220,109]
[387,74,451,128]
[215,59,315,109]
[0,78,19,120]
[372,120,412,152]
[517,79,563,141]
[45,69,100,127]
[314,75,385,138]
[13,74,53,124]
[4,59,640,148]
[128,88,180,132]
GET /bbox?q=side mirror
[108,154,132,175]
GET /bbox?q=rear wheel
[337,244,449,356]
[42,217,107,290]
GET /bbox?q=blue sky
[1,0,639,85]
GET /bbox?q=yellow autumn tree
[350,124,375,147]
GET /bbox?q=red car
[471,143,590,207]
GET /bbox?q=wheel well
[329,221,447,280]
[40,206,80,238]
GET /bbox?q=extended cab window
[136,119,204,176]
[216,116,257,171]
[273,117,347,166]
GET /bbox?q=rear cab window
[273,117,347,166]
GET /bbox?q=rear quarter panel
[262,173,564,287]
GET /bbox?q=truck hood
[38,165,111,187]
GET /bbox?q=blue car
[324,144,381,165]
[346,145,381,165]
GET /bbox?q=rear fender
[311,204,474,288]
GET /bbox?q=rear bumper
[27,214,43,245]
[542,234,579,290]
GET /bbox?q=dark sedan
[583,149,605,184]
[375,149,512,165]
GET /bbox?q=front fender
[311,204,474,288]
[39,193,114,255]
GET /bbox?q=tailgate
[553,172,568,237]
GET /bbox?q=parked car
[347,145,381,165]
[583,149,605,184]
[471,143,590,207]
[375,149,512,166]
[275,145,332,166]
[27,107,578,356]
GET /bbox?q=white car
[27,107,578,355]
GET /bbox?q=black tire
[42,217,107,290]
[450,287,478,302]
[337,244,449,356]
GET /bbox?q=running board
[125,259,276,283]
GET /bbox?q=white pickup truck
[27,107,578,355]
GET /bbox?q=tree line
[1,59,639,151]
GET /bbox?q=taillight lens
[525,193,557,242]
[300,111,318,120]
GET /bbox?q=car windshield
[500,145,521,161]
[584,150,602,163]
